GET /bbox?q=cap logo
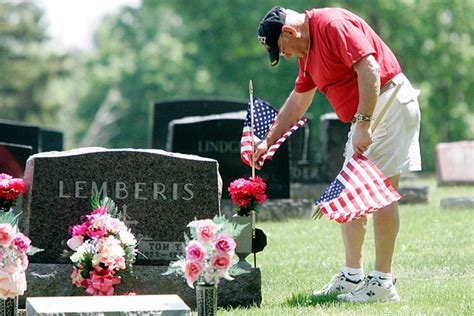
[258,36,271,50]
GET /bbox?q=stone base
[221,198,317,221]
[440,197,474,209]
[23,264,261,309]
[398,185,430,204]
[26,295,190,316]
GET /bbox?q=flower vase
[231,213,253,270]
[0,296,18,316]
[195,283,217,316]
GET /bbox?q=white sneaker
[312,272,363,297]
[337,275,400,303]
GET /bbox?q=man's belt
[380,79,396,95]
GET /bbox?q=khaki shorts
[344,73,422,178]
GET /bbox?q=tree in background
[1,0,472,171]
[0,1,66,125]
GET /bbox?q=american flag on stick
[312,153,401,223]
[240,97,307,168]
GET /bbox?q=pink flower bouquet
[164,215,246,288]
[0,211,40,299]
[228,176,267,216]
[67,195,137,296]
[0,173,25,211]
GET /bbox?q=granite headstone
[436,141,474,185]
[23,147,221,265]
[167,112,290,199]
[0,142,32,178]
[0,119,41,154]
[319,113,351,182]
[40,128,64,152]
[151,98,247,150]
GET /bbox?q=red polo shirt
[295,8,401,122]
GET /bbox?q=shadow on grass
[284,292,341,308]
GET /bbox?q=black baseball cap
[258,6,286,66]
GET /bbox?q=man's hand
[250,140,269,170]
[352,121,372,155]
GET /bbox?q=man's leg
[312,215,367,297]
[373,174,400,273]
[337,174,402,302]
[341,215,368,269]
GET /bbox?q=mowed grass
[219,177,474,315]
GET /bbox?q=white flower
[119,230,137,246]
[70,241,95,263]
[67,236,84,251]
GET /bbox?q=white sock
[371,270,393,286]
[343,267,364,282]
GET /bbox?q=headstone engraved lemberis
[23,147,220,265]
[22,147,261,308]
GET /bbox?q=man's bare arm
[352,54,380,154]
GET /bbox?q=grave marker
[436,141,474,184]
[167,112,290,198]
[23,147,221,265]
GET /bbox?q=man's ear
[282,25,298,37]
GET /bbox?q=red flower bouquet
[228,176,267,216]
[0,173,25,212]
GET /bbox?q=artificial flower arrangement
[0,173,25,212]
[163,215,246,288]
[0,211,41,299]
[228,176,267,216]
[66,195,138,296]
[0,173,40,299]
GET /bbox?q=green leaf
[0,210,21,227]
[27,245,44,256]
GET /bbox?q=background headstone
[151,98,246,150]
[23,147,221,265]
[288,117,324,184]
[319,113,351,182]
[436,141,474,185]
[440,197,474,209]
[40,127,64,152]
[167,112,290,199]
[0,142,32,178]
[398,185,430,204]
[0,119,41,154]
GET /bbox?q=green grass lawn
[220,177,474,315]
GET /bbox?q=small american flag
[240,97,307,167]
[314,153,401,223]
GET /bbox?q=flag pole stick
[370,82,404,133]
[249,81,257,264]
[249,80,256,178]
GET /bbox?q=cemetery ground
[220,176,473,315]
